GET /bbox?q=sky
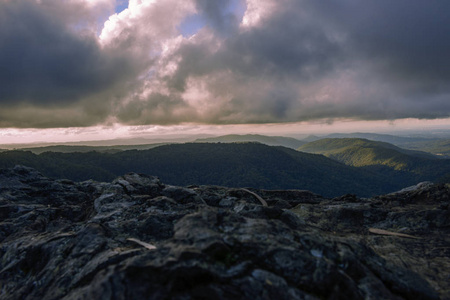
[0,0,449,144]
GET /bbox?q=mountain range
[1,140,449,197]
[194,134,306,149]
[14,143,169,154]
[196,133,450,157]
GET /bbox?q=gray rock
[0,166,447,299]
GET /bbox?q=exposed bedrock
[0,166,448,299]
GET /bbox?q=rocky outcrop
[0,166,448,299]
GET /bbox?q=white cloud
[241,0,277,28]
[82,0,115,8]
[99,0,195,48]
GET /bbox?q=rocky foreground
[0,166,449,299]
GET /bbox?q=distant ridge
[401,139,450,158]
[18,143,169,154]
[301,135,321,143]
[194,134,305,149]
[1,141,448,197]
[320,132,435,145]
[0,135,206,150]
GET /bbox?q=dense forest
[298,138,450,180]
[1,142,448,197]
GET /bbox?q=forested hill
[194,134,305,149]
[305,133,450,157]
[298,138,450,183]
[314,132,435,146]
[0,142,448,197]
[18,143,168,154]
[298,138,437,163]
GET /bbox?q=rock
[113,173,163,196]
[395,181,434,194]
[162,185,205,205]
[0,166,448,299]
[332,193,359,202]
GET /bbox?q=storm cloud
[0,1,138,106]
[0,0,449,128]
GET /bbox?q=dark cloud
[158,0,347,123]
[194,0,240,35]
[307,0,450,85]
[159,0,450,124]
[168,2,343,92]
[0,0,138,106]
[229,9,343,78]
[0,0,449,128]
[116,92,197,125]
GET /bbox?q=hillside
[298,138,450,182]
[400,139,450,158]
[0,143,410,197]
[194,134,305,149]
[310,133,450,157]
[298,138,437,164]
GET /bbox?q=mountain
[310,132,450,156]
[1,166,447,299]
[399,139,450,158]
[298,138,450,183]
[321,132,435,145]
[194,134,306,149]
[19,143,169,154]
[0,135,205,150]
[0,143,411,197]
[298,138,438,163]
[301,134,321,142]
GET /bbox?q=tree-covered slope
[114,143,405,197]
[0,150,117,182]
[299,138,434,166]
[298,138,450,182]
[319,132,435,146]
[309,133,450,157]
[400,139,450,158]
[0,143,409,197]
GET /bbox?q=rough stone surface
[0,166,448,299]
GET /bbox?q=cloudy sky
[1,0,449,143]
